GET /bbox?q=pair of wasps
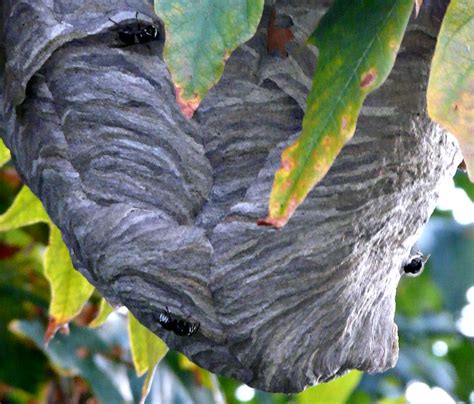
[108,13,428,336]
[108,14,202,337]
[109,12,160,46]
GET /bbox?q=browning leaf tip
[256,217,286,229]
[175,86,201,119]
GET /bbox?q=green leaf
[89,298,115,328]
[427,0,474,181]
[0,186,50,231]
[454,171,474,201]
[427,221,474,312]
[0,185,95,336]
[0,254,49,395]
[0,138,10,167]
[178,353,214,389]
[0,386,36,404]
[44,224,94,325]
[9,319,126,403]
[128,313,168,402]
[261,0,414,228]
[155,0,264,118]
[0,228,34,249]
[378,397,408,404]
[296,370,362,404]
[396,265,443,317]
[448,339,474,401]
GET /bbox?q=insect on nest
[158,306,200,337]
[109,12,160,46]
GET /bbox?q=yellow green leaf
[0,185,95,342]
[296,371,362,404]
[0,186,50,231]
[261,0,414,228]
[178,354,213,389]
[44,224,94,325]
[128,313,168,401]
[0,138,11,167]
[378,396,408,404]
[427,0,474,181]
[155,0,264,118]
[0,228,33,248]
[89,298,115,328]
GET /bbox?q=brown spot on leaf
[280,179,293,193]
[360,68,377,88]
[267,9,294,58]
[110,345,124,359]
[76,346,89,359]
[0,168,22,188]
[281,158,294,172]
[285,196,300,220]
[341,116,348,130]
[313,161,324,172]
[175,86,201,119]
[74,303,99,326]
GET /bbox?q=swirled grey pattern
[0,0,461,392]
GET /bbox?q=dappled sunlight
[437,178,474,224]
[406,381,455,404]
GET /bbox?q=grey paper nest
[0,0,461,393]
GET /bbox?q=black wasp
[158,307,200,336]
[109,12,160,46]
[403,250,430,277]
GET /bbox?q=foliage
[427,0,474,181]
[0,186,49,231]
[128,312,168,401]
[0,150,172,402]
[154,0,473,227]
[0,138,10,167]
[0,185,94,344]
[455,171,474,201]
[297,371,362,404]
[89,298,114,328]
[0,229,49,399]
[44,224,94,331]
[155,0,264,118]
[10,319,126,403]
[260,0,413,227]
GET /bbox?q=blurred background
[0,159,473,403]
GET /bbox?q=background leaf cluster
[155,0,473,227]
